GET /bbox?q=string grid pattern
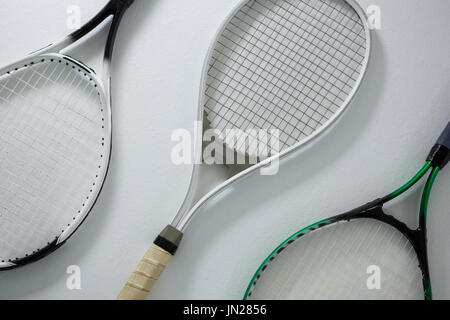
[248,219,423,300]
[204,0,367,157]
[0,58,108,263]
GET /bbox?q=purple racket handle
[428,121,450,168]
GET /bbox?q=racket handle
[117,225,183,300]
[436,122,450,150]
[117,244,172,300]
[428,121,450,169]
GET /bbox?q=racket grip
[428,121,450,169]
[436,122,450,150]
[117,225,183,300]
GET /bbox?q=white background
[0,0,449,300]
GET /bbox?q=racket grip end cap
[117,226,183,300]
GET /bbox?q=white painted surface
[0,0,449,299]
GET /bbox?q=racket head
[0,53,111,269]
[173,0,371,231]
[244,207,429,300]
[200,0,371,159]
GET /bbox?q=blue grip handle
[437,122,450,149]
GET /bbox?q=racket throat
[154,225,184,255]
[427,144,450,169]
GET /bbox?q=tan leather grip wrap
[117,244,172,300]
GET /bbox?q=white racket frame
[173,0,372,231]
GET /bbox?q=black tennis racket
[245,121,449,300]
[0,0,134,270]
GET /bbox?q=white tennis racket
[118,0,371,299]
[0,0,134,270]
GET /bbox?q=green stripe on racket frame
[245,121,450,300]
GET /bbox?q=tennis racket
[0,0,134,270]
[245,122,450,300]
[118,0,371,299]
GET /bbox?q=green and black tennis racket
[245,121,450,300]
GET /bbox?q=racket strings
[332,220,417,299]
[287,220,375,298]
[304,220,373,298]
[206,3,354,155]
[279,219,346,297]
[248,219,423,300]
[250,0,365,88]
[0,58,108,262]
[204,0,367,157]
[1,62,99,164]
